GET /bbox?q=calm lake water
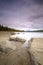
[15,32,43,40]
[26,32,43,38]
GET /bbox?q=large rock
[0,40,16,52]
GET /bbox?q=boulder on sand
[0,40,16,52]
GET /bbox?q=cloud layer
[0,0,43,30]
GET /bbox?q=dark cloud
[0,0,25,4]
[0,0,26,9]
[30,14,43,21]
[0,0,13,5]
[0,0,43,5]
[0,0,13,2]
[0,0,43,29]
[34,0,43,5]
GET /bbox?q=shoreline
[0,32,43,65]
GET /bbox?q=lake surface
[15,32,43,40]
[28,32,43,38]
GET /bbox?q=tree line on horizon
[0,24,24,32]
[0,24,43,32]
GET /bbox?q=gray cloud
[34,0,43,5]
[0,0,43,29]
[29,14,43,21]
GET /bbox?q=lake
[14,32,43,40]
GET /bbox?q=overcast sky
[0,0,43,30]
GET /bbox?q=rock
[0,40,16,52]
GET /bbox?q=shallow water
[15,32,43,39]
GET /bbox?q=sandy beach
[0,31,43,65]
[0,32,31,65]
[30,38,43,65]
